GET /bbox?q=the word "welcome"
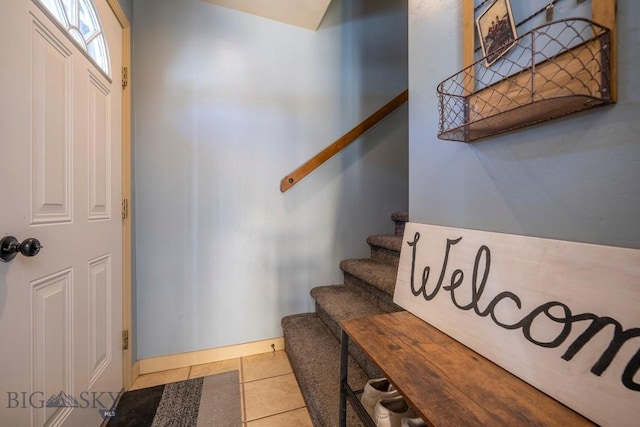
[406,232,640,392]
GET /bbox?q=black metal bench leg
[339,330,349,427]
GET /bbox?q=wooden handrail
[280,89,409,192]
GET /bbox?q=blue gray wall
[132,0,408,359]
[409,0,640,249]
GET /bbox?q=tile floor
[128,350,313,426]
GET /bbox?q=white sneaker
[373,396,416,427]
[360,378,399,419]
[401,416,427,427]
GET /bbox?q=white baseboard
[138,337,285,375]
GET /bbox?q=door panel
[32,269,74,426]
[0,1,123,425]
[88,73,112,221]
[88,254,112,385]
[31,17,73,224]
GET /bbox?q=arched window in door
[35,0,110,75]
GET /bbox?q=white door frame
[105,0,134,391]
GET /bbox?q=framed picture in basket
[476,0,517,66]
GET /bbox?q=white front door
[0,0,123,425]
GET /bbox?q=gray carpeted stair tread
[282,313,368,427]
[367,234,403,265]
[339,258,397,296]
[366,234,403,252]
[312,285,385,323]
[390,211,408,223]
[311,285,385,340]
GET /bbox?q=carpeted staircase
[282,212,408,427]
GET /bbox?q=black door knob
[0,236,43,262]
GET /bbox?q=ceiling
[202,0,333,31]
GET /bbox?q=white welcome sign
[393,223,640,427]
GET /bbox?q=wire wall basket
[437,18,612,142]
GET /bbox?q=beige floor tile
[243,374,305,421]
[128,366,190,391]
[242,350,292,382]
[246,407,313,427]
[189,357,242,380]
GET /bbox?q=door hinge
[122,198,129,220]
[122,330,129,350]
[122,66,128,89]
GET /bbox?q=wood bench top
[341,311,594,426]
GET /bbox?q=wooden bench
[340,311,592,426]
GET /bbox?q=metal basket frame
[437,18,612,142]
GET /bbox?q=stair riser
[282,331,324,427]
[282,314,367,427]
[315,303,384,380]
[391,211,408,236]
[343,273,403,314]
[394,221,406,236]
[370,245,400,266]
